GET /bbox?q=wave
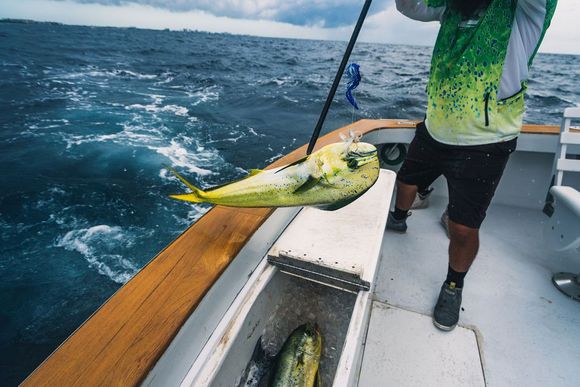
[60,67,158,80]
[62,123,220,176]
[56,225,139,284]
[527,92,577,106]
[186,85,221,106]
[152,136,216,176]
[126,103,189,116]
[171,204,211,228]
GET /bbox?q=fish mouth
[346,149,378,168]
[303,322,320,337]
[313,322,320,334]
[347,148,377,158]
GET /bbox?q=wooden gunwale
[23,119,559,386]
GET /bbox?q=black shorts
[397,122,517,229]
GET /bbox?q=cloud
[361,4,440,46]
[0,0,578,54]
[0,0,349,40]
[71,0,391,28]
[537,1,580,55]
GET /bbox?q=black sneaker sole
[432,318,457,332]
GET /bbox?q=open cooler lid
[268,169,396,292]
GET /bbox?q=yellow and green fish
[270,323,322,387]
[168,135,379,211]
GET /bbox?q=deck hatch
[267,170,396,292]
[268,251,371,292]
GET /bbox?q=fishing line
[306,0,373,155]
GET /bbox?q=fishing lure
[345,63,361,110]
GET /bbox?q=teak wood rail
[23,119,560,386]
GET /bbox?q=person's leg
[395,180,418,211]
[411,184,435,209]
[395,179,437,216]
[434,138,517,331]
[448,220,479,274]
[387,122,440,232]
[433,216,481,332]
[387,180,419,232]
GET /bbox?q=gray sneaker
[411,188,433,209]
[433,282,463,331]
[440,208,450,238]
[386,211,409,233]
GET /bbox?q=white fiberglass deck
[367,195,580,386]
[360,303,485,386]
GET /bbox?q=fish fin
[252,336,274,385]
[166,166,198,192]
[248,169,264,176]
[250,336,268,364]
[168,193,204,203]
[166,167,205,203]
[184,169,264,194]
[275,155,309,174]
[315,189,369,211]
[293,175,321,194]
[239,336,272,387]
[204,171,262,192]
[315,368,322,387]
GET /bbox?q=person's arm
[395,0,446,22]
[516,0,553,58]
[518,0,550,12]
[518,0,551,22]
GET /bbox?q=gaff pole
[306,0,373,155]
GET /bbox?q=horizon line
[2,17,576,57]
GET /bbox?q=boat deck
[365,194,580,386]
[23,121,575,386]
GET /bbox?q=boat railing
[22,119,562,386]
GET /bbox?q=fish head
[311,140,379,190]
[303,322,319,337]
[316,140,377,169]
[344,141,378,169]
[300,323,322,356]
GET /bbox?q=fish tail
[167,167,206,203]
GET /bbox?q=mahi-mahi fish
[168,134,379,211]
[238,336,274,387]
[269,323,322,387]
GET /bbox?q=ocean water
[0,20,579,385]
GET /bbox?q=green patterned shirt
[419,0,557,145]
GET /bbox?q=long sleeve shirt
[395,0,551,100]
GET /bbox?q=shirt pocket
[497,87,525,111]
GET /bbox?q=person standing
[388,0,557,331]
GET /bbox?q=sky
[1,0,579,54]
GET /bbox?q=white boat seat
[544,107,580,301]
[544,186,580,252]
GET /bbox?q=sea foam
[56,225,139,284]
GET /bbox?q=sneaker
[433,282,463,331]
[386,211,409,233]
[411,188,434,209]
[440,208,450,238]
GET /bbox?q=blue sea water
[0,20,579,385]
